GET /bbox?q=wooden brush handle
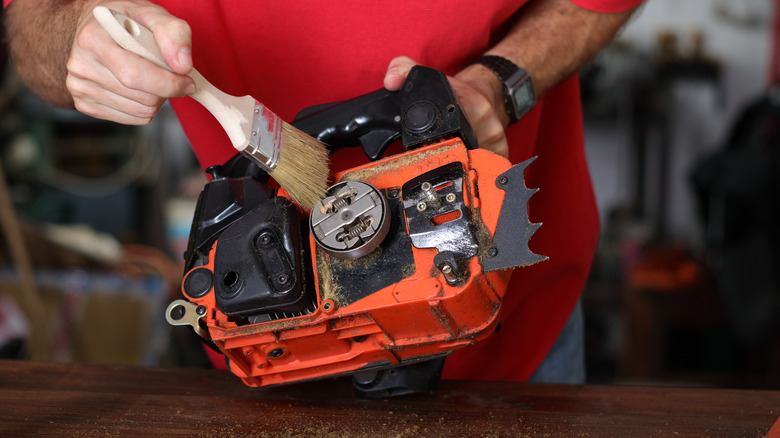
[92,6,254,151]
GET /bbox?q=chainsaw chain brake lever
[292,65,477,161]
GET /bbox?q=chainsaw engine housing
[167,66,545,396]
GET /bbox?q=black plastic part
[292,88,403,161]
[400,66,477,151]
[182,267,214,298]
[212,197,312,317]
[292,66,477,161]
[483,157,548,272]
[352,357,446,399]
[404,101,439,133]
[183,169,275,272]
[214,152,272,182]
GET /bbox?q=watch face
[512,84,532,110]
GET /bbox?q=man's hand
[7,0,195,125]
[384,56,510,158]
[67,1,195,124]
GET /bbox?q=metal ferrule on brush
[242,102,283,172]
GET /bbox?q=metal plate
[402,162,478,259]
[483,157,548,272]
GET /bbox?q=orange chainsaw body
[178,139,517,387]
[168,66,544,394]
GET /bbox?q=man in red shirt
[5,0,641,382]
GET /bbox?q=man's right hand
[65,0,194,124]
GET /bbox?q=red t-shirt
[5,0,642,381]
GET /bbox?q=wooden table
[0,359,778,437]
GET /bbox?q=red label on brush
[262,105,282,148]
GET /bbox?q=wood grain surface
[0,359,778,437]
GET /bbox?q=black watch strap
[471,55,536,125]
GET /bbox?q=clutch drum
[310,180,391,259]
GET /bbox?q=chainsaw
[165,66,546,398]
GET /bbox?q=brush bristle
[273,123,330,209]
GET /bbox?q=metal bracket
[483,157,548,272]
[402,162,478,259]
[166,299,208,339]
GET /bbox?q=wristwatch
[471,55,536,125]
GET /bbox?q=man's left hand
[384,56,509,158]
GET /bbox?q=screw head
[257,232,273,247]
[487,247,499,258]
[498,176,509,186]
[416,202,427,212]
[195,305,207,316]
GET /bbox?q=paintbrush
[93,6,329,209]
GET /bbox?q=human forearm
[384,0,639,156]
[5,0,194,124]
[457,0,639,126]
[492,0,637,95]
[5,0,97,107]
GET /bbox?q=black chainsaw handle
[292,88,403,161]
[292,66,477,162]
